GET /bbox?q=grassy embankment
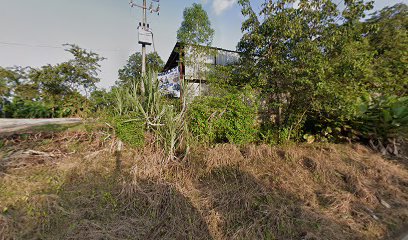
[0,125,407,240]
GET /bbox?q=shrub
[4,100,53,118]
[188,93,258,144]
[301,95,408,153]
[357,95,408,140]
[112,73,188,160]
[113,117,145,148]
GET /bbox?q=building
[161,42,240,98]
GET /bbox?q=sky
[0,0,406,89]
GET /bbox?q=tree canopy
[0,44,105,118]
[366,3,408,96]
[237,0,375,127]
[177,3,215,46]
[117,52,164,86]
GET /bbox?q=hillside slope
[0,129,407,239]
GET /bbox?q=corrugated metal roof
[163,42,240,72]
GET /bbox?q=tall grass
[113,72,188,162]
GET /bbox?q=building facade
[162,42,240,98]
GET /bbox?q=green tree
[237,0,373,135]
[366,3,408,96]
[0,67,16,99]
[0,67,16,117]
[1,44,105,118]
[117,52,163,86]
[90,88,116,111]
[177,3,215,46]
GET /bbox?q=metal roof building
[162,42,240,97]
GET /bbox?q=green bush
[4,100,54,118]
[301,94,408,146]
[2,96,88,119]
[356,95,408,141]
[188,93,258,144]
[113,117,145,148]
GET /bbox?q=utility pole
[141,0,147,78]
[129,0,160,93]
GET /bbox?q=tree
[237,0,373,133]
[0,67,16,117]
[90,88,116,111]
[177,3,215,46]
[0,67,15,99]
[366,3,408,96]
[117,52,164,86]
[1,44,105,118]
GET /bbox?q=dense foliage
[188,93,258,144]
[357,95,408,149]
[366,4,408,96]
[0,44,104,118]
[117,52,164,87]
[232,0,407,152]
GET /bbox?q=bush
[356,95,408,141]
[4,100,54,118]
[188,93,258,144]
[301,95,408,150]
[112,73,188,161]
[113,117,145,148]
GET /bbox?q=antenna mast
[129,0,160,85]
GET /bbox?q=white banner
[158,67,181,98]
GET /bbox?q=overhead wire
[0,41,130,53]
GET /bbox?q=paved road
[0,118,82,134]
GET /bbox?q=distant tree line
[0,45,164,118]
[0,44,105,118]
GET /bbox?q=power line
[0,41,130,53]
[334,0,345,24]
[0,41,62,49]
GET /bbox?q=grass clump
[111,73,188,161]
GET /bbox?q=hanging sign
[158,67,181,98]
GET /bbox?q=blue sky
[0,0,406,88]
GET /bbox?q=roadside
[1,127,408,239]
[0,118,82,135]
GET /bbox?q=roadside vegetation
[1,0,408,239]
[1,128,408,239]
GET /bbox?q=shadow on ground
[1,135,407,240]
[196,165,365,240]
[41,173,213,239]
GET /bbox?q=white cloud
[212,0,237,15]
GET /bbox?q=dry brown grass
[1,130,408,240]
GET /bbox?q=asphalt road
[0,118,82,134]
